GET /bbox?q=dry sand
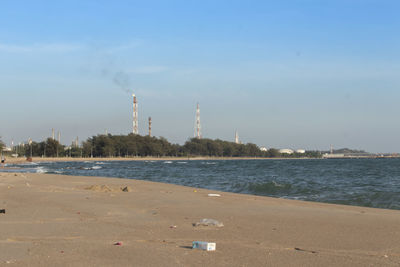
[1,172,400,266]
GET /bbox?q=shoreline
[1,172,400,266]
[4,155,399,165]
[3,156,320,164]
[3,157,399,213]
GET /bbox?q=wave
[81,165,102,170]
[164,161,173,164]
[201,162,217,165]
[247,181,292,194]
[16,162,39,167]
[91,165,102,170]
[35,167,48,174]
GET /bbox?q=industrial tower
[148,117,152,137]
[195,103,201,139]
[235,131,239,144]
[132,94,138,134]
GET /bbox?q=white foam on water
[177,162,188,164]
[272,181,284,187]
[164,161,173,164]
[82,166,102,170]
[91,165,102,170]
[18,162,39,167]
[35,167,48,173]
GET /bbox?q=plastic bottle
[192,241,216,251]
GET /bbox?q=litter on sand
[0,209,5,214]
[193,218,224,227]
[192,241,216,251]
[207,193,221,197]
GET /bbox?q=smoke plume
[113,71,132,94]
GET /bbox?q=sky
[0,0,399,153]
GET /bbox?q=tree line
[5,134,322,158]
[0,138,4,152]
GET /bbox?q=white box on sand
[192,241,216,251]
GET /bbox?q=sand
[1,172,400,266]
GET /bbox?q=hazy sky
[1,0,399,153]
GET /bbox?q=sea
[3,158,400,210]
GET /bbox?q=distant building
[322,153,345,158]
[2,147,12,152]
[296,149,306,154]
[260,147,268,152]
[279,149,294,154]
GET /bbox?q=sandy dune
[1,172,400,266]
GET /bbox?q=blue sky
[1,0,399,152]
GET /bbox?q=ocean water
[3,158,400,210]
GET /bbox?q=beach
[1,172,400,266]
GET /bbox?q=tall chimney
[132,93,138,134]
[148,117,152,137]
[195,103,201,139]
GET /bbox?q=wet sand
[1,172,400,266]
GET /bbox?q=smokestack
[58,131,61,144]
[235,131,239,144]
[132,93,138,134]
[52,128,55,140]
[148,117,152,137]
[195,103,201,139]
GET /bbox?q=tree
[245,143,262,157]
[21,133,327,159]
[0,137,4,152]
[265,148,280,158]
[43,138,64,157]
